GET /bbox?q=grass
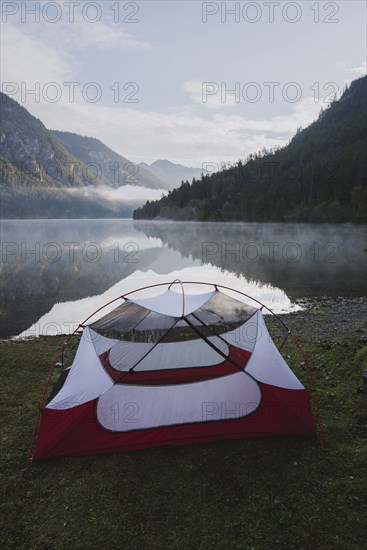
[0,333,366,550]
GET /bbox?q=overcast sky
[1,0,366,166]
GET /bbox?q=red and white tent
[29,282,318,463]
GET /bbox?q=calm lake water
[1,219,366,338]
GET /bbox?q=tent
[28,281,319,464]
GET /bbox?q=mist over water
[1,219,366,338]
[133,220,367,297]
[63,185,167,207]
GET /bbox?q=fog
[84,184,167,204]
[65,184,168,208]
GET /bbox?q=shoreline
[3,295,366,343]
[279,296,367,341]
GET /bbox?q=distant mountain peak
[51,130,170,191]
[138,159,204,190]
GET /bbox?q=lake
[1,219,366,339]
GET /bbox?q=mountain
[52,131,169,191]
[139,159,204,190]
[134,76,367,223]
[0,93,166,218]
[0,93,93,191]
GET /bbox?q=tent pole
[25,344,65,472]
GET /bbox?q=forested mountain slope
[134,76,367,223]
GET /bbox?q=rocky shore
[276,296,367,342]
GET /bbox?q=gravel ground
[275,296,367,342]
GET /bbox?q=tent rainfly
[28,281,320,464]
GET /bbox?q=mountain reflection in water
[1,219,366,338]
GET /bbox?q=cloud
[342,62,366,86]
[350,61,366,76]
[213,96,322,135]
[1,22,75,86]
[27,16,151,51]
[1,18,151,120]
[68,19,151,50]
[182,80,240,109]
[26,94,321,166]
[0,15,150,92]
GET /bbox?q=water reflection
[15,267,300,338]
[1,219,366,338]
[134,220,367,298]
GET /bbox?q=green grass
[0,335,366,550]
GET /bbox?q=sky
[1,0,366,167]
